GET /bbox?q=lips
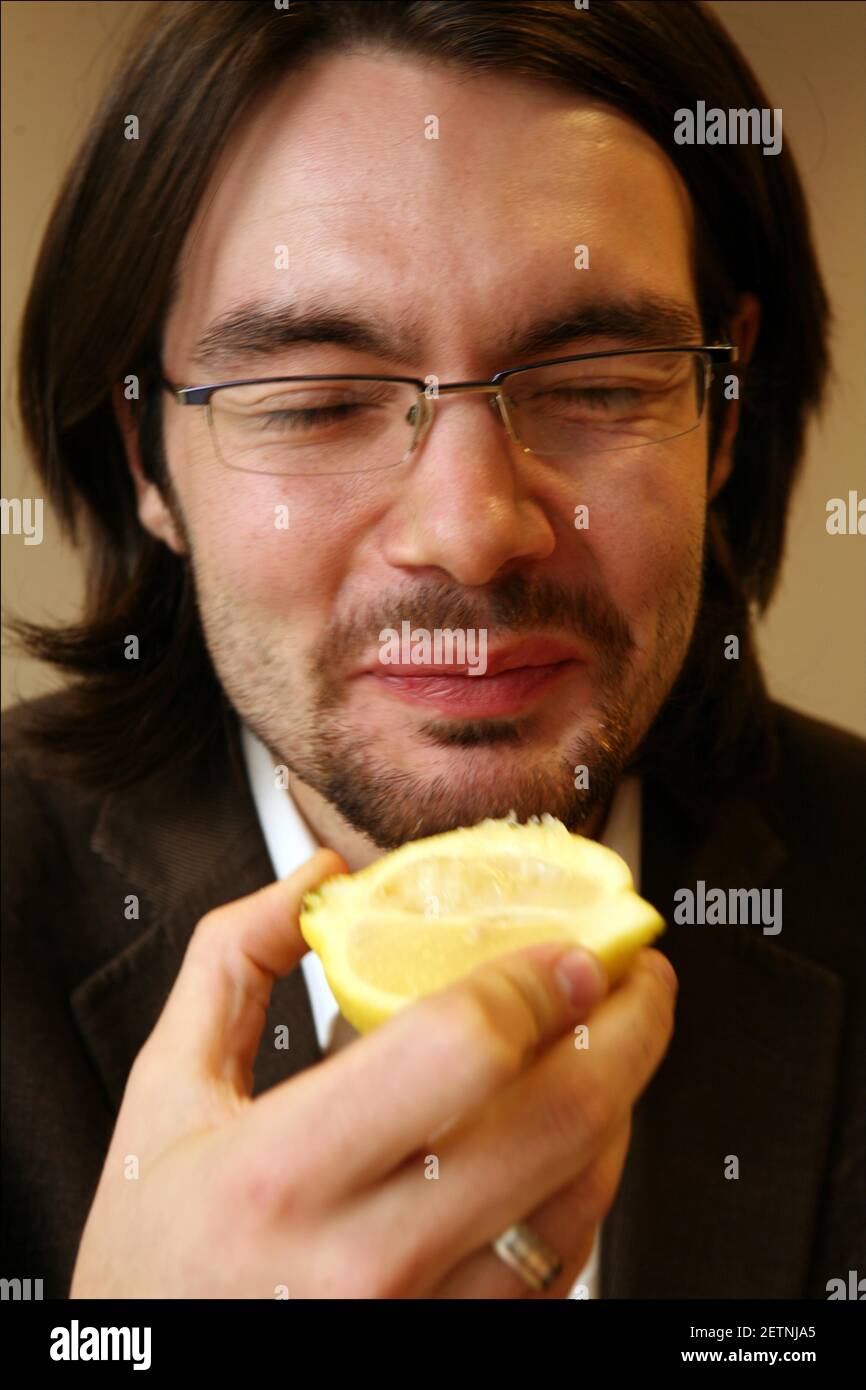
[352,637,587,680]
[351,636,587,718]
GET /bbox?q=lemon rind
[299,817,666,1034]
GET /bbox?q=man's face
[142,52,725,853]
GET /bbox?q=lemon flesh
[300,815,665,1034]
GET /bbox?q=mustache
[309,572,634,683]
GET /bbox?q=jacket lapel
[601,777,844,1298]
[70,717,322,1114]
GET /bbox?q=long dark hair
[7,0,830,795]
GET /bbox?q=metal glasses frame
[157,343,738,467]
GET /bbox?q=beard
[295,573,631,844]
[192,552,703,849]
[293,689,636,847]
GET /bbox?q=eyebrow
[188,293,704,377]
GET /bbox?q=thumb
[141,848,346,1102]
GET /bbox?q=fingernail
[554,948,608,1009]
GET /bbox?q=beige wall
[2,0,864,734]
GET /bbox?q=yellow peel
[300,814,665,1034]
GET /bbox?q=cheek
[584,440,708,622]
[169,425,381,612]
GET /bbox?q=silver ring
[492,1222,563,1292]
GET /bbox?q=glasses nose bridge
[414,380,519,450]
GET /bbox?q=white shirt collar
[240,721,642,1052]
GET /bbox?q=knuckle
[313,1233,409,1299]
[384,1216,448,1298]
[126,1040,163,1097]
[540,1075,612,1150]
[218,1152,291,1232]
[364,1250,414,1299]
[465,967,548,1064]
[641,975,676,1053]
[188,908,229,954]
[435,988,527,1089]
[184,909,245,982]
[576,1157,621,1223]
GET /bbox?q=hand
[70,849,676,1298]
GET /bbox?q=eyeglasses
[158,344,737,477]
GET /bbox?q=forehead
[166,50,696,370]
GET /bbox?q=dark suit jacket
[2,689,864,1299]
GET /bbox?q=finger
[435,1114,632,1298]
[352,949,675,1283]
[138,849,347,1097]
[244,939,609,1203]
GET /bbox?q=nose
[384,392,557,586]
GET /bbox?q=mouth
[351,638,587,718]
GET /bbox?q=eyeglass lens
[206,351,708,476]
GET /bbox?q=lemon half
[300,814,665,1034]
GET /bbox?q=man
[2,0,864,1300]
